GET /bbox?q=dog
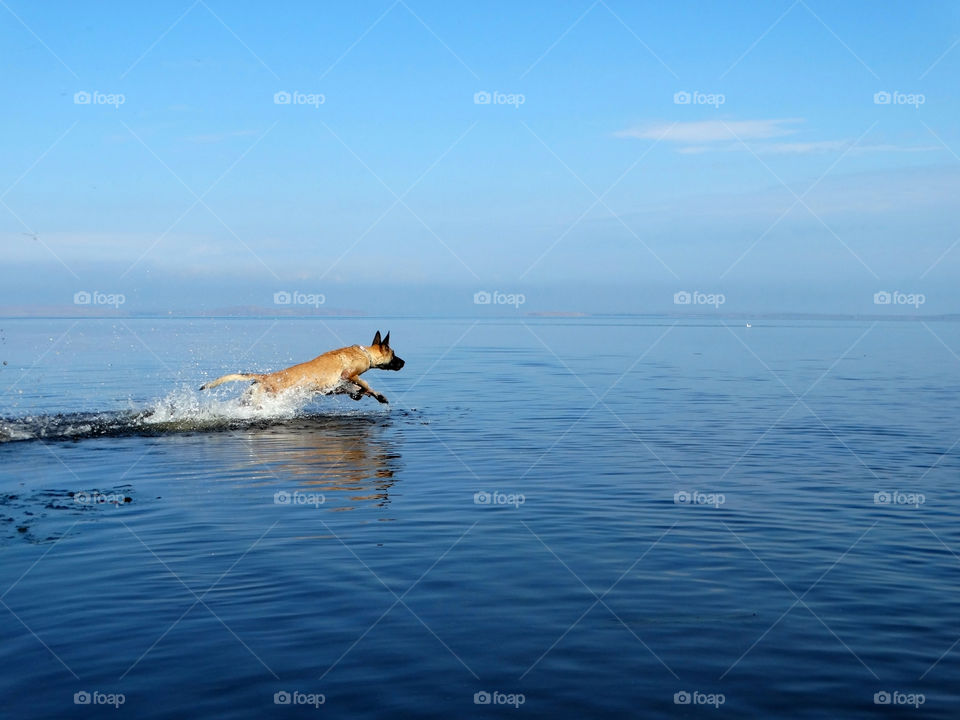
[199,331,404,404]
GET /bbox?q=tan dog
[200,331,404,404]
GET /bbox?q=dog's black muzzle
[387,356,405,371]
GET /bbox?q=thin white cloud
[616,120,942,155]
[616,118,802,143]
[677,140,942,155]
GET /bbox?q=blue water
[1,317,958,718]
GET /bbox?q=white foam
[142,384,326,425]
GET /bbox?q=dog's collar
[355,345,374,365]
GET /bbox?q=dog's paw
[375,393,389,404]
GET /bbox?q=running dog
[199,331,404,403]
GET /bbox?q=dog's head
[368,330,405,371]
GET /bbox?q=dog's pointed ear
[372,330,382,347]
[383,332,390,348]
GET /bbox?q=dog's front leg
[348,375,388,404]
[329,379,363,400]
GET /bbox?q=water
[1,317,958,718]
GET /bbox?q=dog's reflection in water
[240,416,401,510]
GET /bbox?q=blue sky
[1,0,958,314]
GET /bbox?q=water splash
[144,384,318,425]
[0,382,375,443]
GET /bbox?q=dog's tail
[199,373,264,391]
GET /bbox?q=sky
[0,0,958,315]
